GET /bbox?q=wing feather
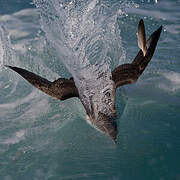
[138,19,147,56]
[112,20,162,89]
[5,66,79,100]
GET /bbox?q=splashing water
[0,26,12,70]
[1,1,180,179]
[0,27,4,69]
[0,25,23,72]
[33,0,128,116]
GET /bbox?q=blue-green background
[0,0,180,179]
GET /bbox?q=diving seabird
[5,19,162,143]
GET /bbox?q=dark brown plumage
[5,65,79,101]
[112,24,162,89]
[5,20,162,143]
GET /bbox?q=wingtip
[138,19,146,56]
[139,19,144,25]
[152,25,163,41]
[4,65,14,70]
[158,25,163,33]
[4,65,10,68]
[138,19,145,31]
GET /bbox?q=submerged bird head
[81,87,118,143]
[87,109,118,144]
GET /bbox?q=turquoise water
[0,0,180,180]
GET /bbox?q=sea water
[0,0,180,180]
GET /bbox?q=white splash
[0,26,7,69]
[3,130,25,145]
[163,72,180,85]
[33,0,128,116]
[159,72,180,92]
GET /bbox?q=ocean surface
[0,0,180,179]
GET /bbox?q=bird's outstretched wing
[112,19,162,89]
[5,66,79,100]
[138,19,147,56]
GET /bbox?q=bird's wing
[112,20,162,89]
[138,19,147,56]
[5,66,79,100]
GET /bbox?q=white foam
[0,90,39,109]
[19,97,50,119]
[10,29,30,39]
[0,26,6,69]
[163,72,180,84]
[165,24,180,35]
[3,130,25,145]
[13,8,38,17]
[0,8,39,45]
[159,72,180,92]
[126,6,178,22]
